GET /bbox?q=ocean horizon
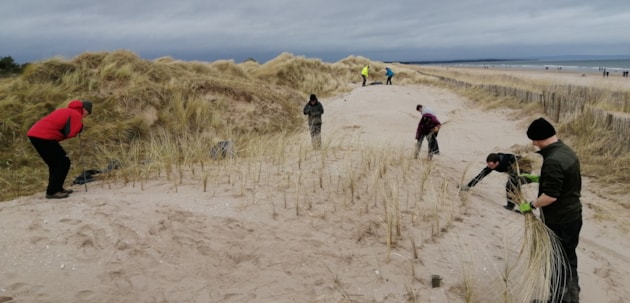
[403,58,630,73]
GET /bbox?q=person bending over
[27,100,92,199]
[461,152,536,211]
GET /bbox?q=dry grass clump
[514,212,566,302]
[559,110,630,185]
[252,52,356,97]
[21,57,77,84]
[511,211,566,301]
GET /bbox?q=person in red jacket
[27,100,92,199]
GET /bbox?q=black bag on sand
[71,160,122,185]
[72,169,101,185]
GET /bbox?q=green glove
[519,173,540,183]
[519,201,534,213]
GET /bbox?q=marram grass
[507,161,567,303]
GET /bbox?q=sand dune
[1,78,629,302]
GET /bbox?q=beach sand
[1,71,629,302]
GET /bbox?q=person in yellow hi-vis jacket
[361,65,369,86]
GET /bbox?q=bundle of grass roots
[508,161,567,303]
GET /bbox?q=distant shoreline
[396,58,630,73]
[392,58,531,65]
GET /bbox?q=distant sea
[405,59,630,73]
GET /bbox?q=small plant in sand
[458,164,473,210]
[324,263,354,302]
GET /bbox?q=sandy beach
[1,71,629,303]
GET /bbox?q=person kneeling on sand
[460,152,538,211]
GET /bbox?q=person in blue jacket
[385,67,394,85]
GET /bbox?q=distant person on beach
[522,117,583,303]
[361,65,369,86]
[460,153,536,211]
[27,100,92,199]
[303,94,324,149]
[414,104,441,159]
[385,67,394,85]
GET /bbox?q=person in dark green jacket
[523,117,582,303]
[303,94,324,149]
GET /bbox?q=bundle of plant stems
[506,160,567,303]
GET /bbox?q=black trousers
[309,122,322,148]
[29,137,71,195]
[386,76,392,85]
[415,131,439,158]
[546,218,582,303]
[362,75,367,86]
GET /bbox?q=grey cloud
[2,0,629,63]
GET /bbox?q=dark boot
[46,192,69,199]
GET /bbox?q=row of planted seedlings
[88,128,473,299]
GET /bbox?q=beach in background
[411,58,630,75]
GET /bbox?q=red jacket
[27,100,85,141]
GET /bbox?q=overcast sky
[2,0,630,64]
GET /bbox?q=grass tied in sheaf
[508,161,566,303]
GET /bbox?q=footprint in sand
[70,224,108,260]
[6,282,43,298]
[74,290,97,301]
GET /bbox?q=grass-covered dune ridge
[0,50,429,200]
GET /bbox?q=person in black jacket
[522,117,582,303]
[461,152,535,211]
[303,94,324,149]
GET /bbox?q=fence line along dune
[411,65,630,187]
